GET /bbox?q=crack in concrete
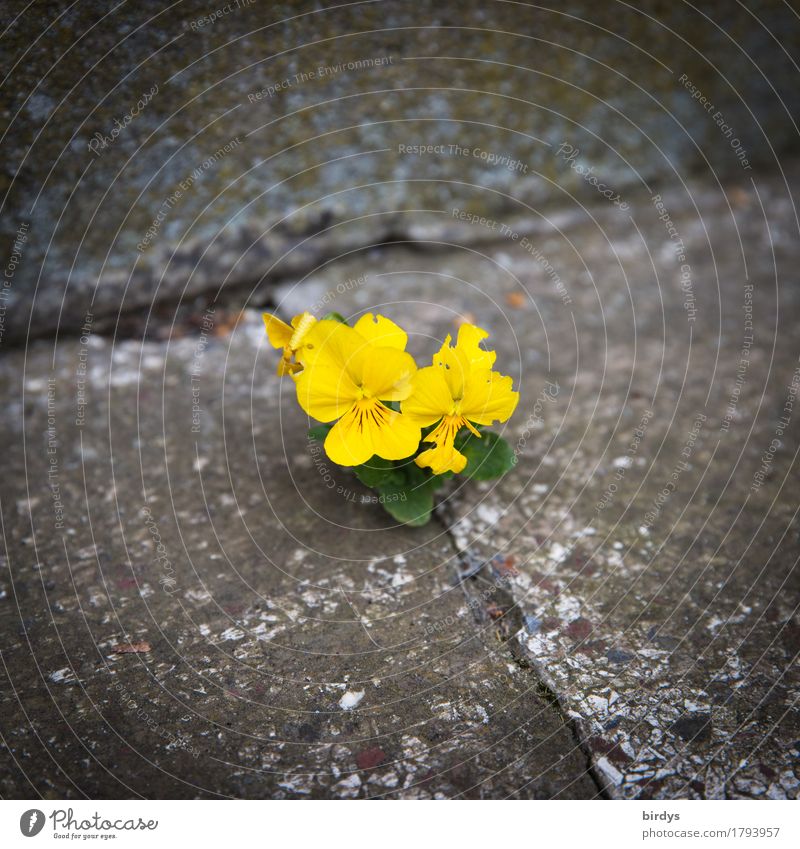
[6,237,487,346]
[433,505,610,799]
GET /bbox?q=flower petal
[433,341,472,399]
[296,318,337,366]
[263,313,293,349]
[460,370,519,425]
[295,363,360,422]
[324,405,374,466]
[455,323,496,369]
[302,321,367,381]
[289,312,317,349]
[430,324,496,397]
[368,408,421,461]
[414,415,468,474]
[362,348,417,401]
[323,400,420,465]
[415,443,467,475]
[402,367,454,425]
[276,355,294,377]
[353,313,408,350]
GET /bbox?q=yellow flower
[295,314,421,466]
[434,322,496,372]
[263,311,317,376]
[402,324,519,474]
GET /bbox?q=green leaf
[375,480,436,526]
[455,430,516,481]
[396,460,449,490]
[353,458,450,526]
[307,423,333,443]
[321,311,347,324]
[306,441,451,526]
[373,463,450,526]
[354,456,402,488]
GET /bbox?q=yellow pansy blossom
[263,311,317,376]
[295,314,421,466]
[402,324,518,474]
[434,323,496,371]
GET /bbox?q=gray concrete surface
[1,162,799,798]
[2,0,799,342]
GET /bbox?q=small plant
[263,309,519,526]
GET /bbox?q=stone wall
[1,0,798,341]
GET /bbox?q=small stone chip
[338,690,365,710]
[671,713,712,743]
[111,641,151,654]
[356,747,386,769]
[565,617,593,640]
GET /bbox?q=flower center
[352,398,390,433]
[432,413,481,440]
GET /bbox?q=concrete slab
[1,166,798,798]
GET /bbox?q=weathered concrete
[2,0,799,342]
[0,310,598,799]
[2,158,799,797]
[291,165,800,799]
